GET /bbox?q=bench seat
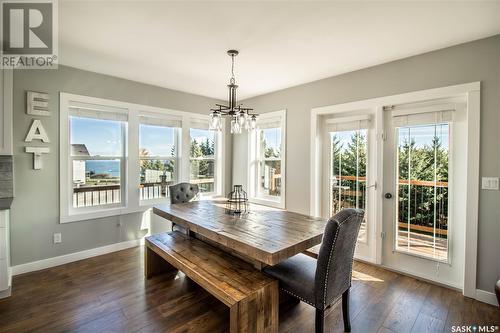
[145,231,278,333]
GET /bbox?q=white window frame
[60,93,225,223]
[390,107,455,264]
[248,110,286,209]
[323,115,373,245]
[187,120,221,196]
[309,82,480,299]
[138,114,182,205]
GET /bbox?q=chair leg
[315,308,325,333]
[342,288,351,332]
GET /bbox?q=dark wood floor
[0,247,498,333]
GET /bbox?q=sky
[71,117,123,156]
[262,128,281,151]
[70,117,214,157]
[140,124,175,156]
[398,124,449,149]
[330,124,449,151]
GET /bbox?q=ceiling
[59,1,500,100]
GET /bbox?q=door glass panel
[395,124,449,261]
[330,129,367,242]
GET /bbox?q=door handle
[385,193,393,199]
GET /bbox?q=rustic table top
[153,200,327,266]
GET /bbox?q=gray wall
[10,65,230,266]
[236,35,500,292]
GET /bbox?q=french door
[324,116,376,261]
[382,106,465,288]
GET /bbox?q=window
[139,118,180,201]
[330,128,368,242]
[249,110,286,208]
[258,128,282,198]
[395,123,450,261]
[69,108,127,210]
[189,128,216,193]
[60,93,225,223]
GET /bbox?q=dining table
[153,199,328,269]
[151,199,328,332]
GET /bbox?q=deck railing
[73,184,121,207]
[331,175,449,236]
[73,178,216,207]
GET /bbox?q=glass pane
[190,128,215,158]
[190,128,216,193]
[258,160,282,197]
[140,159,175,200]
[190,160,215,193]
[330,129,367,242]
[139,124,176,157]
[257,127,282,199]
[72,159,121,208]
[70,117,123,157]
[396,124,449,261]
[260,128,281,159]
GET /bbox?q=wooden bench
[145,231,279,333]
[303,244,320,259]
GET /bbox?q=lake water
[86,160,120,177]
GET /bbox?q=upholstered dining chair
[168,183,199,231]
[263,208,364,333]
[169,183,199,204]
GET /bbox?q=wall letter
[25,119,50,143]
[27,91,50,116]
[25,147,50,170]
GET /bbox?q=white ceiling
[59,1,500,100]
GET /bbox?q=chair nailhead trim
[281,288,315,307]
[322,212,364,308]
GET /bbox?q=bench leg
[230,280,278,333]
[145,245,178,279]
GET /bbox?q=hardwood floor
[0,246,498,333]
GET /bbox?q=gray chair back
[314,208,364,309]
[169,183,199,204]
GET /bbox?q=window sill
[60,206,148,223]
[249,197,285,210]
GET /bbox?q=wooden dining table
[152,199,328,332]
[153,199,327,269]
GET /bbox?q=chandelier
[209,50,258,134]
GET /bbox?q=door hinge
[381,232,386,239]
[381,132,387,141]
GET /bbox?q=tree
[190,138,215,180]
[397,132,449,230]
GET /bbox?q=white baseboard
[12,238,144,276]
[475,289,498,307]
[0,286,11,299]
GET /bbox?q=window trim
[392,120,453,264]
[309,82,480,299]
[60,93,225,223]
[188,127,219,196]
[248,110,286,209]
[139,123,180,204]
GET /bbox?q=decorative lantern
[226,185,248,215]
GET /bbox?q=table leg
[230,280,278,333]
